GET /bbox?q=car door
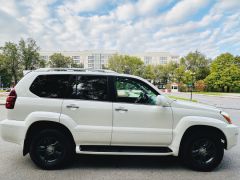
[111,76,173,146]
[60,75,112,145]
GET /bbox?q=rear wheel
[180,133,224,171]
[29,129,74,169]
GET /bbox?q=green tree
[19,38,40,70]
[142,65,155,80]
[48,53,72,68]
[108,54,144,75]
[154,62,178,84]
[180,51,210,80]
[0,42,21,85]
[174,65,186,83]
[205,53,240,92]
[0,54,12,87]
[71,62,84,68]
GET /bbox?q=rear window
[68,75,108,101]
[30,75,71,98]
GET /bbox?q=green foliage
[108,54,144,76]
[195,80,205,92]
[48,53,73,68]
[205,53,240,92]
[19,38,41,70]
[142,65,155,80]
[0,42,22,84]
[180,51,210,81]
[0,54,12,87]
[71,62,84,68]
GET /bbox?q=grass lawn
[193,92,223,96]
[167,95,198,102]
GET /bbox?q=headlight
[220,111,232,124]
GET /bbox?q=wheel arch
[23,121,76,156]
[179,125,227,155]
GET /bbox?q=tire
[180,133,224,171]
[29,129,74,170]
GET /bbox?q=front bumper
[223,124,239,149]
[0,119,26,146]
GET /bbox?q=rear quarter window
[30,75,71,98]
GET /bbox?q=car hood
[170,99,221,113]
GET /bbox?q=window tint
[30,75,71,98]
[115,77,158,105]
[69,76,108,101]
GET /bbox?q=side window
[69,75,108,101]
[30,75,71,98]
[115,77,158,105]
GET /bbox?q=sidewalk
[0,97,6,105]
[168,92,240,99]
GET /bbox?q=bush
[195,80,205,92]
[178,83,188,92]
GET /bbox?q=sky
[0,0,239,57]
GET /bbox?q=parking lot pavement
[0,96,240,180]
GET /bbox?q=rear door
[61,75,113,145]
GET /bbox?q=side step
[77,145,173,155]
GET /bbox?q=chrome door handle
[115,107,128,112]
[66,104,79,109]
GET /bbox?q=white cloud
[164,0,210,24]
[57,0,110,15]
[0,0,19,16]
[0,0,239,57]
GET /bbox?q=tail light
[5,89,17,109]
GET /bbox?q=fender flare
[169,116,227,156]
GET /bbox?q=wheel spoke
[191,138,217,165]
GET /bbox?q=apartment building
[40,51,179,69]
[133,52,180,66]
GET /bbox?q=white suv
[0,68,238,171]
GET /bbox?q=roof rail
[35,68,117,73]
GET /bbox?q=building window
[159,57,168,64]
[144,56,152,64]
[72,56,80,60]
[88,56,94,60]
[41,56,49,60]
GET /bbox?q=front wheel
[29,129,74,169]
[181,135,224,171]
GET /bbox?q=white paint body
[0,71,238,156]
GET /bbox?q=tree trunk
[227,86,230,92]
[221,86,225,92]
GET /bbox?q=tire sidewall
[181,133,224,171]
[30,129,72,170]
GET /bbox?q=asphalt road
[0,95,240,180]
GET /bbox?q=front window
[115,77,158,105]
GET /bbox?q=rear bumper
[0,119,26,146]
[223,124,239,149]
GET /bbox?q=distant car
[0,68,238,171]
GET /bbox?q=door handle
[66,104,79,109]
[115,107,128,112]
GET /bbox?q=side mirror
[156,95,170,107]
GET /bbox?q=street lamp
[190,71,195,101]
[186,70,195,101]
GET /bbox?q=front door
[111,77,173,146]
[61,75,112,145]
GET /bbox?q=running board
[76,145,173,155]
